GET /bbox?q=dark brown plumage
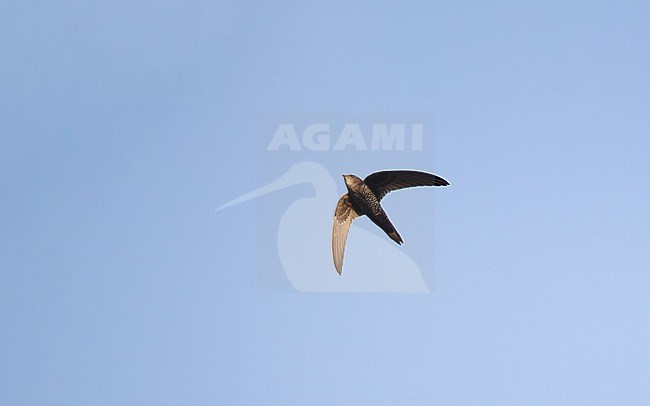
[332,170,449,275]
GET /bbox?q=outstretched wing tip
[364,170,450,199]
[332,194,359,275]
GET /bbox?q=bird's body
[343,175,403,245]
[332,170,449,275]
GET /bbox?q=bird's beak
[216,168,304,211]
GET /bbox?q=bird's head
[342,174,362,189]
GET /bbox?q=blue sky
[2,1,649,405]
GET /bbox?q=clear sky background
[2,2,649,405]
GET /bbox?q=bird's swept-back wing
[363,170,449,201]
[332,194,359,275]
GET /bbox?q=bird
[332,170,449,275]
[218,162,433,292]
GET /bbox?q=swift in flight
[333,170,449,275]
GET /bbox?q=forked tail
[387,230,403,245]
[368,211,404,245]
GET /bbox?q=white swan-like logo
[217,161,430,293]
